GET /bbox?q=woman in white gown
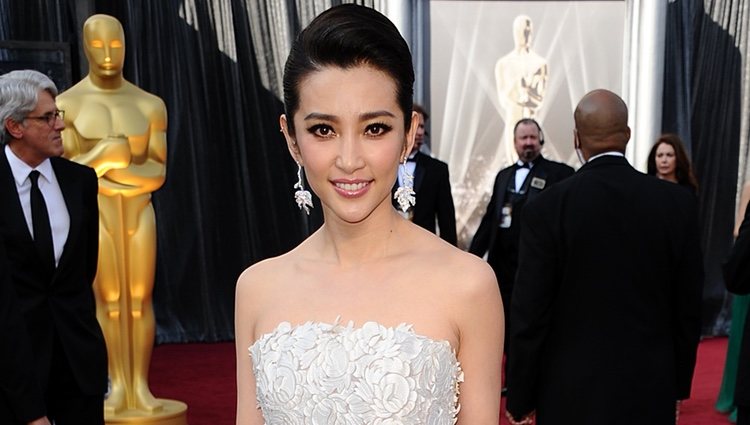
[235,4,504,424]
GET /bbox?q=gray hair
[0,70,58,145]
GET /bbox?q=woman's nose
[336,135,365,172]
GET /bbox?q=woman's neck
[657,172,678,184]
[317,205,405,267]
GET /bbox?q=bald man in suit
[506,90,703,424]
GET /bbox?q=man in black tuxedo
[725,200,750,424]
[0,70,106,424]
[506,89,703,424]
[394,104,457,245]
[469,118,573,352]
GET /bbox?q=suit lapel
[494,167,514,217]
[50,158,78,272]
[413,153,426,193]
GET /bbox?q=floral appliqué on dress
[250,320,464,424]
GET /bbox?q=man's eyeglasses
[25,110,65,127]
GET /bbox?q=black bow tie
[406,156,417,163]
[517,162,532,169]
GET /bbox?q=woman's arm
[235,269,265,425]
[454,258,504,424]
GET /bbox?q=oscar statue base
[105,399,188,425]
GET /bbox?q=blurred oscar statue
[495,15,548,165]
[58,14,186,424]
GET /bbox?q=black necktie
[29,171,55,270]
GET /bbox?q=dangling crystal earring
[294,163,313,215]
[394,159,416,213]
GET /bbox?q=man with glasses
[0,70,106,424]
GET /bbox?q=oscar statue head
[83,14,126,80]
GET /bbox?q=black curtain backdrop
[2,0,744,341]
[0,0,82,89]
[662,0,742,336]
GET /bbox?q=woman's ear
[402,110,419,161]
[280,114,302,164]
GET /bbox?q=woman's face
[655,142,677,179]
[282,65,417,224]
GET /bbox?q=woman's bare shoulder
[409,229,497,293]
[408,237,502,345]
[234,250,303,340]
[236,250,298,299]
[423,234,494,275]
[418,238,499,299]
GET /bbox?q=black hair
[513,118,544,144]
[282,4,414,135]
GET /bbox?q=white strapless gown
[250,320,463,425]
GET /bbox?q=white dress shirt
[398,153,418,188]
[514,160,534,192]
[587,151,625,162]
[5,145,70,266]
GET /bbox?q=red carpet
[150,337,731,425]
[150,343,236,425]
[679,337,731,425]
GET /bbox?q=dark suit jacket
[507,156,703,424]
[394,152,457,245]
[0,150,107,399]
[724,201,750,406]
[0,236,46,423]
[469,155,574,279]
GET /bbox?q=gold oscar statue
[58,14,186,425]
[495,15,548,164]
